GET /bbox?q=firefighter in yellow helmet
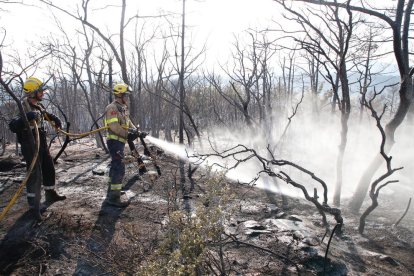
[8,77,66,219]
[104,82,146,207]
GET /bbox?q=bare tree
[40,0,155,118]
[294,0,414,213]
[358,88,403,234]
[44,20,108,152]
[129,19,157,129]
[355,26,377,120]
[207,32,274,128]
[275,0,357,206]
[302,50,323,117]
[279,50,296,105]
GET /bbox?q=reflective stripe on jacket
[104,101,133,143]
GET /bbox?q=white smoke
[146,94,414,206]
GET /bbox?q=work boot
[27,198,46,221]
[45,190,67,204]
[106,190,129,208]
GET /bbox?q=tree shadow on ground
[0,209,50,274]
[123,174,141,191]
[73,201,127,275]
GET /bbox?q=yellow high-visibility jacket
[104,101,136,143]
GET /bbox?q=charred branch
[394,197,412,227]
[358,88,403,234]
[196,142,342,231]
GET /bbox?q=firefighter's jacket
[104,100,136,143]
[12,98,59,142]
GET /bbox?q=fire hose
[43,114,161,176]
[0,116,160,221]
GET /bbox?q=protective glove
[47,113,62,129]
[54,117,62,129]
[127,128,139,141]
[139,131,148,139]
[26,111,39,121]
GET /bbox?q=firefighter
[9,77,66,218]
[104,82,146,207]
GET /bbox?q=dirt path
[0,140,413,275]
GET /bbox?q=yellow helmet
[23,77,44,94]
[113,82,132,96]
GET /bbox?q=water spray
[145,136,302,198]
[146,136,191,160]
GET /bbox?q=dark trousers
[107,139,125,190]
[19,129,56,202]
